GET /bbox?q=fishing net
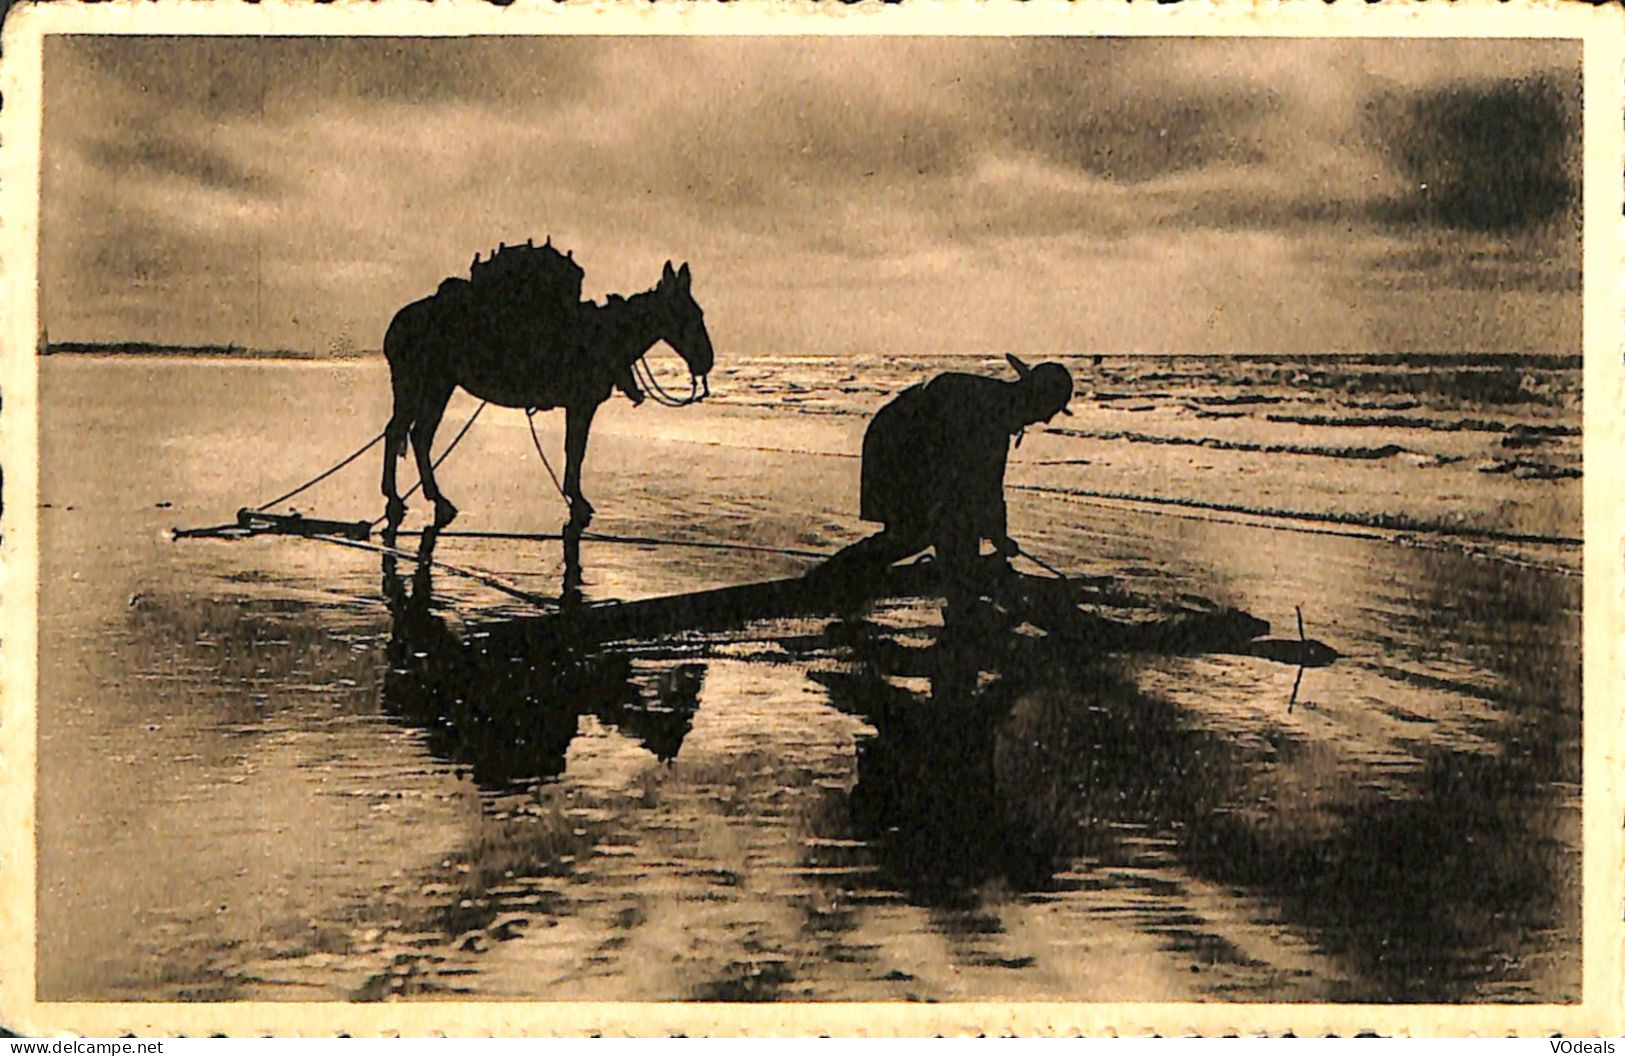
[435,237,591,363]
[468,237,584,310]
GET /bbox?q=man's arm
[989,488,1017,557]
[969,429,1015,553]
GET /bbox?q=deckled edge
[0,0,1620,1038]
[1,0,45,1042]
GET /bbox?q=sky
[41,36,1581,357]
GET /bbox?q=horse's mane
[585,285,661,319]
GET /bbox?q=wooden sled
[173,508,373,542]
[537,558,1339,669]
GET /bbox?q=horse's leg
[381,381,413,530]
[563,400,600,529]
[380,314,420,531]
[410,378,460,529]
[561,518,584,606]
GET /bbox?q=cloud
[52,35,605,116]
[40,36,1581,356]
[81,126,277,197]
[1368,74,1580,230]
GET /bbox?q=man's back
[859,372,1015,536]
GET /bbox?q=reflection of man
[820,355,1074,604]
[809,618,1057,898]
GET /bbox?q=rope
[1010,542,1068,581]
[1012,482,1583,548]
[1016,484,1583,578]
[526,409,570,503]
[303,531,557,610]
[370,401,488,528]
[255,429,386,512]
[632,356,675,406]
[633,353,702,407]
[395,527,829,562]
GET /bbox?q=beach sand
[36,356,1580,1003]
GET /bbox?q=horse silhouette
[381,255,714,530]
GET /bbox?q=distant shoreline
[42,342,371,361]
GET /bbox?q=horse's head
[656,260,714,395]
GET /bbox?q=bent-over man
[818,354,1075,607]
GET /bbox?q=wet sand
[37,357,1580,1002]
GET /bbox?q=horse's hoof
[432,498,459,529]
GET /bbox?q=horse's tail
[382,297,432,371]
[382,298,440,449]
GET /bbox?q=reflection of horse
[381,259,714,531]
[381,543,704,790]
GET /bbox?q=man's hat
[1007,354,1074,416]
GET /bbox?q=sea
[35,350,1581,1003]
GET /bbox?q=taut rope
[368,401,489,529]
[305,531,557,610]
[254,429,386,512]
[250,401,490,524]
[396,527,829,562]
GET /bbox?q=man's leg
[934,518,980,619]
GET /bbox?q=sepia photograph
[5,3,1622,1037]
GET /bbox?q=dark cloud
[1369,73,1581,231]
[53,35,274,120]
[51,34,603,119]
[1376,238,1581,295]
[990,49,1279,182]
[284,36,603,109]
[620,39,976,204]
[1048,89,1277,182]
[81,127,277,196]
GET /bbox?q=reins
[633,352,707,407]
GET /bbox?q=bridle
[632,353,709,406]
[633,292,710,407]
